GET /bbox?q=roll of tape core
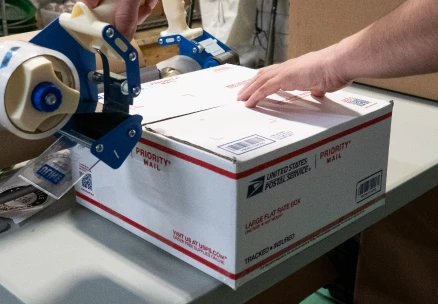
[0,41,80,140]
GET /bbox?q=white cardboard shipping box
[74,65,393,289]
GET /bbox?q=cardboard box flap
[145,90,392,163]
[98,64,258,124]
[257,90,391,118]
[98,78,224,125]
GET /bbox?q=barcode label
[356,171,382,203]
[80,172,93,194]
[219,135,275,155]
[82,174,92,191]
[342,97,371,107]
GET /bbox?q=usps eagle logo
[247,176,265,198]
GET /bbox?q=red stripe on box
[139,112,392,179]
[76,192,385,281]
[76,192,237,279]
[235,194,385,279]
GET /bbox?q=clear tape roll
[0,41,79,140]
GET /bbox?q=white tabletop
[1,83,438,304]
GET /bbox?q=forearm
[334,0,438,81]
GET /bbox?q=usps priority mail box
[74,64,393,289]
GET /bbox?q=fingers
[237,76,260,99]
[237,69,279,101]
[237,65,278,97]
[137,0,158,24]
[114,0,158,40]
[148,0,159,10]
[115,0,143,41]
[83,0,101,9]
[137,3,153,25]
[245,77,282,108]
[84,0,158,41]
[310,90,326,98]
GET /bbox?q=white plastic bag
[199,0,256,48]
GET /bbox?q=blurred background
[0,0,291,69]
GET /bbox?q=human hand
[83,0,159,41]
[237,44,351,107]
